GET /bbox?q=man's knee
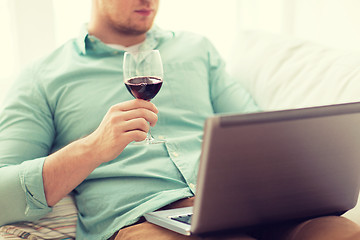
[285,216,360,240]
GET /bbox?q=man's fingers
[109,109,158,128]
[123,109,158,127]
[122,119,152,143]
[111,99,158,114]
[108,102,158,127]
[123,130,148,142]
[122,118,150,134]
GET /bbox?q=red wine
[125,77,163,100]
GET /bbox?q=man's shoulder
[32,39,79,68]
[18,39,80,86]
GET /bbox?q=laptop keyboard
[170,214,193,225]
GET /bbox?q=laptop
[144,102,360,236]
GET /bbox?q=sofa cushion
[229,31,360,111]
[0,195,77,239]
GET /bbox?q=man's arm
[0,163,46,225]
[0,65,55,225]
[0,87,157,225]
[204,38,260,114]
[43,99,158,206]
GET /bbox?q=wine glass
[123,49,165,144]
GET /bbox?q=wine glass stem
[146,127,155,143]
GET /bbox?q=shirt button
[158,135,166,140]
[172,152,179,157]
[189,183,196,190]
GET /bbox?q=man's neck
[88,22,147,47]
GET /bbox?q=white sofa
[1,31,360,239]
[228,30,360,225]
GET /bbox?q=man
[0,0,359,239]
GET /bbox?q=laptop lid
[191,102,360,234]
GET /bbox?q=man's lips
[134,9,153,16]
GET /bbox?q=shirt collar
[75,24,174,56]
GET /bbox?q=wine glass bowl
[124,76,163,101]
[123,50,164,144]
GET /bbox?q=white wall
[156,0,238,61]
[237,0,291,34]
[238,0,360,53]
[10,0,56,68]
[0,1,15,104]
[52,0,91,46]
[292,0,360,52]
[0,0,56,104]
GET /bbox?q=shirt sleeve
[206,39,261,114]
[0,65,54,226]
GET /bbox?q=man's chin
[118,25,153,36]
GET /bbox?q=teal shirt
[0,26,259,239]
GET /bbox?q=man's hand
[85,99,159,163]
[43,99,158,206]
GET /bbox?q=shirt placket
[164,141,197,195]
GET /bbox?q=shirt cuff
[19,157,52,217]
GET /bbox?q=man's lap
[111,197,360,240]
[113,221,256,240]
[112,216,360,240]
